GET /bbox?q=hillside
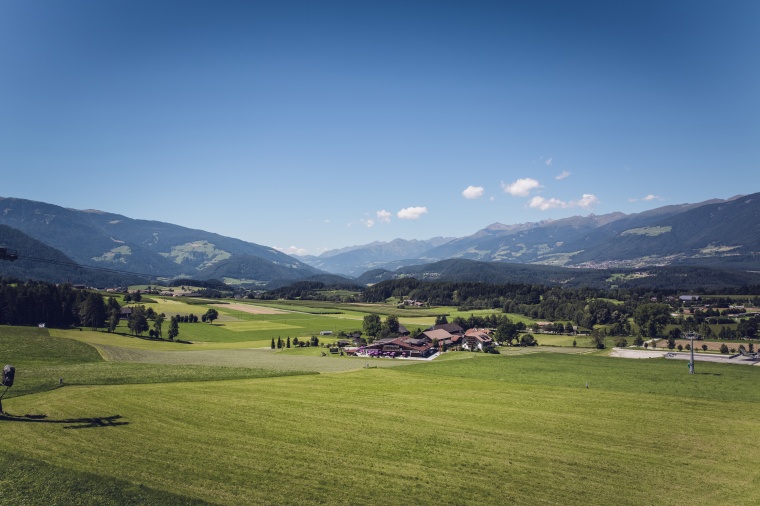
[303,194,758,275]
[0,224,141,286]
[353,258,760,291]
[557,194,759,268]
[0,197,322,282]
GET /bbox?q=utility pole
[686,332,697,374]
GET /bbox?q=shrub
[615,337,628,348]
[677,344,683,351]
[702,344,708,351]
[720,344,729,354]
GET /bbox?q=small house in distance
[120,307,133,320]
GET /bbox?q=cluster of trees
[363,279,544,307]
[360,279,760,340]
[123,292,143,303]
[361,313,399,341]
[259,281,361,301]
[0,278,103,327]
[202,308,218,323]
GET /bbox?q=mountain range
[1,193,758,288]
[0,197,320,285]
[301,193,760,274]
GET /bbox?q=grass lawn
[2,325,760,504]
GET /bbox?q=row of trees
[270,335,320,349]
[123,307,219,338]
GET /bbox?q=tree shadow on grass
[0,413,128,429]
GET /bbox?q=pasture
[2,324,760,505]
[104,296,460,346]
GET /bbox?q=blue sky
[1,0,758,256]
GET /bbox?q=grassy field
[113,297,446,344]
[2,323,760,505]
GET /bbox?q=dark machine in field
[0,364,15,413]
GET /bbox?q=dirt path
[211,303,289,315]
[94,344,416,373]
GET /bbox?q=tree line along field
[2,324,760,505]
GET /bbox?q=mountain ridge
[0,197,321,283]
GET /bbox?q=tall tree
[153,314,164,339]
[494,320,518,345]
[362,314,381,337]
[168,316,179,341]
[128,305,149,336]
[384,315,400,334]
[204,308,219,324]
[79,291,106,330]
[107,308,120,333]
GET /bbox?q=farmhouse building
[462,328,494,352]
[429,323,464,337]
[361,334,437,358]
[421,328,457,348]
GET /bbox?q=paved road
[609,347,760,366]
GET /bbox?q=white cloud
[397,206,428,220]
[528,193,600,211]
[462,185,485,199]
[555,170,571,180]
[276,246,310,256]
[575,194,599,209]
[529,196,567,211]
[376,210,391,223]
[545,157,553,166]
[360,218,375,228]
[502,178,541,197]
[630,194,662,202]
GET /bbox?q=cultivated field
[3,298,760,505]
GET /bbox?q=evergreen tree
[153,314,164,339]
[168,316,179,341]
[107,308,120,333]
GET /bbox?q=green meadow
[2,321,760,505]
